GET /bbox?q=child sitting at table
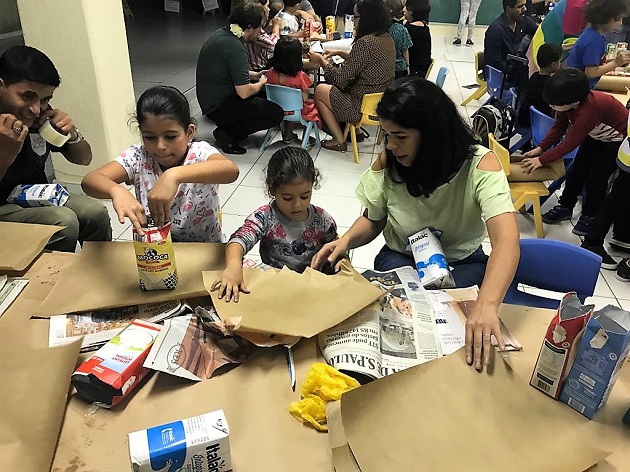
[81,85,239,241]
[518,42,562,127]
[211,147,338,302]
[519,68,628,238]
[275,0,304,38]
[266,37,321,142]
[566,0,630,89]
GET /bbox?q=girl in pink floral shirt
[211,146,337,302]
[82,86,238,241]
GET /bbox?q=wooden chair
[488,133,549,238]
[343,92,383,164]
[461,51,487,106]
[424,58,435,79]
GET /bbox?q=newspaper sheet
[319,268,522,381]
[0,275,29,318]
[48,300,189,352]
[318,266,444,380]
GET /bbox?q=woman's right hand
[522,147,542,159]
[309,51,326,67]
[111,186,146,233]
[210,265,250,303]
[311,237,350,272]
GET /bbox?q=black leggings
[584,169,630,246]
[206,95,284,141]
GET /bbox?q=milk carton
[134,221,178,291]
[560,305,630,419]
[7,183,69,207]
[128,410,232,472]
[408,229,455,289]
[530,293,593,398]
[71,319,161,408]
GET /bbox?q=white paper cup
[38,119,69,146]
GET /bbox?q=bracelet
[67,128,84,145]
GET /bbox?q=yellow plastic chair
[461,51,488,106]
[488,134,549,238]
[343,92,383,164]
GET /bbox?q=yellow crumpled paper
[289,362,360,431]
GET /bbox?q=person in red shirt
[520,68,628,236]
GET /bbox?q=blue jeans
[373,245,489,288]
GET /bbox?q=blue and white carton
[408,228,455,289]
[128,410,231,472]
[7,183,69,207]
[559,305,630,419]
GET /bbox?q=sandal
[322,140,347,152]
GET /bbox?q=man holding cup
[0,45,111,252]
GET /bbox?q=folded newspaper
[48,300,191,352]
[318,267,521,381]
[0,274,29,318]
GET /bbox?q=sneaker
[466,39,474,46]
[572,214,595,236]
[582,244,618,270]
[453,38,461,45]
[609,237,630,253]
[542,205,573,224]
[616,258,630,281]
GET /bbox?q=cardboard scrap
[0,222,63,271]
[203,261,383,338]
[35,242,225,316]
[339,349,610,472]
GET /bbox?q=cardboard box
[71,319,162,408]
[164,0,181,13]
[530,293,593,398]
[560,305,630,419]
[128,410,231,472]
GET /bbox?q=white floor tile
[616,299,630,311]
[351,234,386,269]
[221,186,269,216]
[219,184,238,208]
[318,171,362,198]
[103,199,133,240]
[601,270,630,300]
[584,295,620,310]
[310,193,362,228]
[315,148,373,174]
[594,273,615,298]
[239,163,267,188]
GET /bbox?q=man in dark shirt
[0,46,111,252]
[484,0,538,88]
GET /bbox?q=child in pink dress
[266,36,321,142]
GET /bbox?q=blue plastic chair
[504,239,601,309]
[485,66,515,104]
[530,105,579,205]
[435,67,449,89]
[507,86,532,152]
[259,84,321,152]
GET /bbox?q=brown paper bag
[339,349,610,472]
[0,337,81,472]
[35,242,225,316]
[0,222,62,271]
[204,261,383,338]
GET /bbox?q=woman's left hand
[147,170,179,227]
[520,157,542,173]
[309,51,326,67]
[464,300,506,371]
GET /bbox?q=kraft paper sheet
[0,222,62,272]
[35,241,225,316]
[203,261,383,338]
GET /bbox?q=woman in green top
[312,78,520,370]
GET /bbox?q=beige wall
[17,0,136,184]
[0,0,20,34]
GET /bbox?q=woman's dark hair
[536,42,563,69]
[135,85,194,129]
[542,68,590,106]
[270,37,303,76]
[229,1,265,29]
[376,77,478,198]
[355,0,391,40]
[583,0,628,26]
[0,45,60,87]
[265,147,321,195]
[405,0,431,22]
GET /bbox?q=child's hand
[210,265,250,303]
[311,238,350,272]
[520,156,543,173]
[522,146,542,159]
[147,170,179,227]
[111,186,147,233]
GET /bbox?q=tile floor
[4,3,630,308]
